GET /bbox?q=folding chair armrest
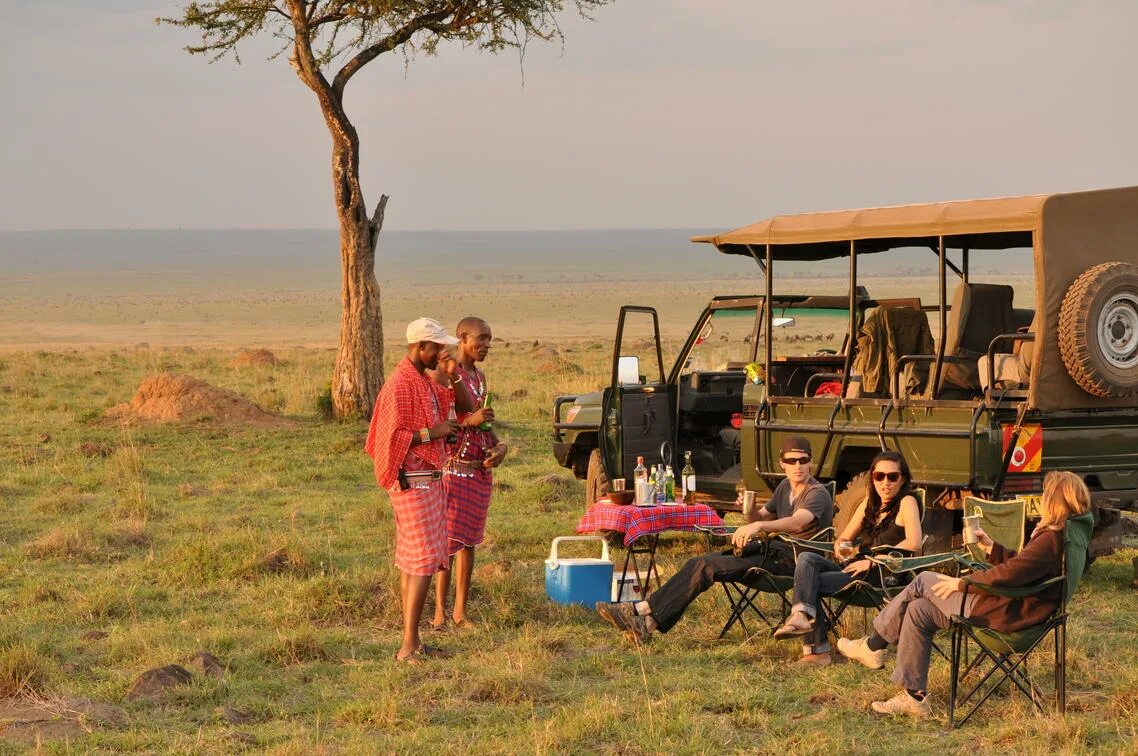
[961,573,1065,599]
[869,550,960,574]
[953,552,990,573]
[778,534,834,555]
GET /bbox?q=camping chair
[701,481,836,640]
[947,511,1094,727]
[812,488,929,637]
[962,496,1026,561]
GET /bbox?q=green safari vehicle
[696,184,1138,554]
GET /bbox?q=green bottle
[478,392,493,431]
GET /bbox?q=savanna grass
[0,340,1135,753]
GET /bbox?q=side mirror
[617,355,641,385]
[773,316,796,328]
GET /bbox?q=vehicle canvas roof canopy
[693,185,1138,412]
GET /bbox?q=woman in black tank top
[773,450,923,666]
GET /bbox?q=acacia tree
[162,1,611,418]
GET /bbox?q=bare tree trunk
[328,133,387,419]
[284,8,388,419]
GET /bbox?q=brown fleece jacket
[964,527,1063,634]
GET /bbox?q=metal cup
[742,490,756,517]
[962,515,981,545]
[612,478,626,492]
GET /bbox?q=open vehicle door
[598,306,675,484]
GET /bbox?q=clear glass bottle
[681,451,696,499]
[664,465,675,503]
[655,464,666,504]
[633,456,648,484]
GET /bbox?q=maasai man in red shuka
[429,317,508,632]
[365,317,474,664]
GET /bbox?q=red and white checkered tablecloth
[576,499,725,547]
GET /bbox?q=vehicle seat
[850,306,935,398]
[938,282,1016,394]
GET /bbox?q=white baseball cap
[406,317,459,346]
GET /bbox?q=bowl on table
[608,489,636,506]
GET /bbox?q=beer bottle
[478,392,493,431]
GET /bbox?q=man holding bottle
[597,436,833,644]
[429,317,508,632]
[365,317,472,663]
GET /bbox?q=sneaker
[595,602,651,645]
[871,690,932,718]
[836,636,888,670]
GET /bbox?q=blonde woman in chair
[773,450,923,666]
[836,470,1091,718]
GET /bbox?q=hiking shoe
[596,602,651,645]
[836,636,887,670]
[871,690,932,718]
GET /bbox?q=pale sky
[3,1,1137,232]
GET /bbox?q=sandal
[452,618,477,631]
[430,621,448,634]
[773,614,815,640]
[394,650,425,665]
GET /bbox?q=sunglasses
[781,456,811,466]
[872,471,903,483]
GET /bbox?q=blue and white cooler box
[545,536,614,607]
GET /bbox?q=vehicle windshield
[769,306,849,355]
[681,307,757,374]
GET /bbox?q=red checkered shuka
[364,356,452,490]
[389,464,448,576]
[444,473,492,555]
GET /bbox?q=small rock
[177,483,210,497]
[81,630,109,642]
[126,664,193,700]
[191,651,226,678]
[217,705,253,724]
[78,442,113,458]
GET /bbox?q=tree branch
[331,7,457,96]
[369,194,389,249]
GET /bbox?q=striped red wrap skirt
[388,480,448,576]
[444,470,493,555]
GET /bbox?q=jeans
[646,541,794,633]
[872,571,976,691]
[789,551,855,654]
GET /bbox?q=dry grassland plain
[1,268,1136,753]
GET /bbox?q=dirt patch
[126,665,193,701]
[230,348,278,367]
[0,697,127,743]
[105,374,291,428]
[537,357,583,375]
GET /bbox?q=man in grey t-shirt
[597,436,834,643]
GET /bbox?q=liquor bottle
[445,405,458,445]
[633,456,648,484]
[681,451,696,499]
[655,464,666,504]
[478,392,493,431]
[664,465,675,503]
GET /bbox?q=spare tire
[1058,261,1138,398]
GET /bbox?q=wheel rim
[1098,293,1138,369]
